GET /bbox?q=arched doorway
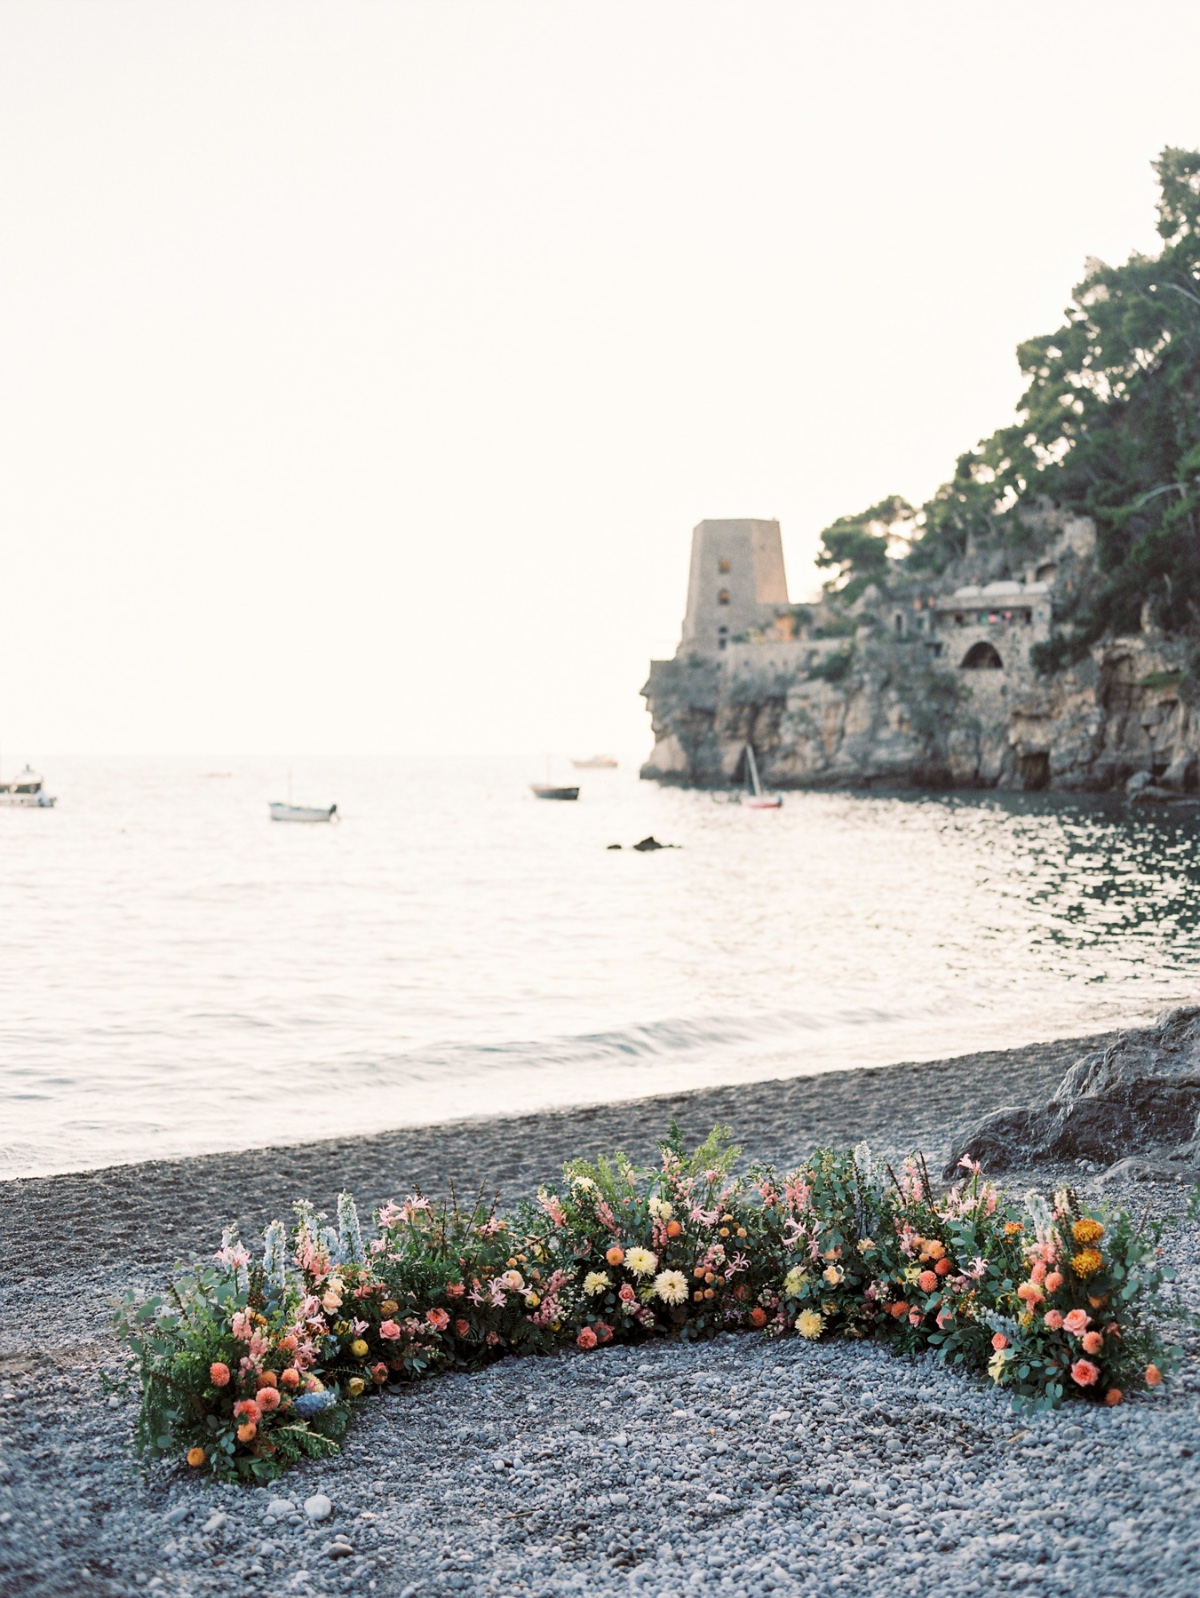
[960,641,1003,670]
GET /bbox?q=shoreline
[1,1030,1109,1307]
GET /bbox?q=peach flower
[233,1399,262,1423]
[1105,1388,1123,1406]
[1045,1272,1063,1293]
[256,1386,280,1413]
[1043,1309,1064,1331]
[455,1319,470,1338]
[991,1333,1008,1352]
[1082,1331,1103,1355]
[426,1308,450,1332]
[379,1320,401,1341]
[1145,1364,1162,1387]
[918,1271,938,1294]
[209,1363,230,1388]
[1070,1358,1100,1387]
[1062,1308,1091,1336]
[576,1327,598,1350]
[370,1362,389,1383]
[280,1367,300,1389]
[237,1421,257,1443]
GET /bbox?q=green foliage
[807,648,854,684]
[816,495,915,601]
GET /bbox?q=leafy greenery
[815,148,1200,670]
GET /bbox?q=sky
[2,2,1200,760]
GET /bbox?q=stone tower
[680,518,789,652]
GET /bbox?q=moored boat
[269,801,338,823]
[530,784,579,801]
[739,744,782,809]
[0,766,56,808]
[571,754,618,769]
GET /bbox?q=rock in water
[944,1007,1200,1176]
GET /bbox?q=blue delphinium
[337,1192,364,1265]
[262,1220,287,1293]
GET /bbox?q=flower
[1043,1309,1064,1331]
[370,1362,389,1383]
[605,1246,625,1267]
[186,1446,207,1467]
[256,1387,280,1413]
[209,1362,230,1388]
[594,1322,613,1343]
[1071,1249,1103,1279]
[1072,1218,1104,1246]
[233,1399,262,1424]
[749,1307,768,1329]
[795,1309,824,1340]
[823,1265,845,1287]
[501,1270,525,1291]
[237,1422,257,1443]
[918,1271,938,1294]
[350,1339,369,1358]
[1105,1388,1123,1406]
[576,1327,598,1350]
[653,1269,689,1305]
[1070,1358,1100,1387]
[888,1301,910,1319]
[1146,1364,1162,1387]
[666,1220,683,1238]
[379,1320,401,1341]
[991,1333,1008,1352]
[446,1283,465,1299]
[1062,1309,1091,1336]
[347,1377,365,1397]
[619,1283,636,1303]
[1081,1331,1103,1355]
[1045,1271,1063,1293]
[281,1367,300,1389]
[524,1293,540,1309]
[935,1258,953,1277]
[380,1300,399,1314]
[648,1197,674,1221]
[626,1247,658,1279]
[426,1308,450,1332]
[583,1271,612,1297]
[858,1237,875,1254]
[987,1349,1008,1384]
[783,1267,809,1297]
[455,1319,470,1337]
[256,1370,278,1388]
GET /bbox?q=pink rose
[991,1333,1008,1352]
[1071,1358,1100,1387]
[576,1326,598,1350]
[425,1308,450,1332]
[619,1284,635,1303]
[379,1319,401,1341]
[1063,1308,1090,1336]
[1043,1309,1064,1331]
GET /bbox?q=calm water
[3,756,1200,1177]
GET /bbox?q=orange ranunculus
[280,1367,300,1389]
[237,1422,257,1443]
[1145,1364,1162,1387]
[918,1271,938,1294]
[1045,1272,1063,1293]
[186,1446,206,1468]
[606,1246,625,1267]
[934,1258,953,1277]
[666,1220,682,1238]
[1105,1388,1123,1406]
[889,1301,909,1319]
[256,1370,278,1389]
[748,1307,767,1328]
[209,1362,230,1387]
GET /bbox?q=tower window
[717,589,730,605]
[718,558,731,573]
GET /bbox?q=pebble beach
[3,1033,1199,1597]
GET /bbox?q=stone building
[680,519,790,653]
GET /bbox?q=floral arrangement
[116,1126,1181,1482]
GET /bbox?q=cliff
[641,512,1199,795]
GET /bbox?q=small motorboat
[571,754,618,769]
[530,784,579,801]
[739,744,783,809]
[0,765,56,808]
[269,801,338,823]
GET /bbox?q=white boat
[571,754,618,770]
[739,744,782,809]
[0,765,56,808]
[269,801,338,824]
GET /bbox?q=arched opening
[717,589,730,606]
[961,641,1003,670]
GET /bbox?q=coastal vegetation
[116,1127,1181,1485]
[816,147,1200,682]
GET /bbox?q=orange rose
[748,1307,767,1328]
[1104,1388,1123,1406]
[186,1446,206,1468]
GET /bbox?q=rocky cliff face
[641,516,1199,795]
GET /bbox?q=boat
[269,770,337,822]
[0,765,56,808]
[739,744,782,809]
[571,754,618,769]
[269,801,338,823]
[530,784,579,801]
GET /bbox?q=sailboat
[740,744,783,809]
[269,769,338,823]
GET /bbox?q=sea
[3,754,1200,1179]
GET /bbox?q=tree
[815,494,915,601]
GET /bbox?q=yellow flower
[858,1238,875,1254]
[653,1269,689,1305]
[347,1377,365,1398]
[822,1300,837,1315]
[524,1292,541,1309]
[823,1265,844,1286]
[380,1300,399,1315]
[1071,1248,1103,1279]
[349,1338,369,1358]
[626,1247,658,1279]
[1072,1218,1104,1246]
[987,1349,1008,1384]
[583,1271,611,1297]
[795,1309,825,1340]
[783,1267,809,1297]
[648,1197,674,1222]
[903,1265,921,1285]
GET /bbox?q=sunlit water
[3,755,1200,1177]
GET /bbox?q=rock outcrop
[943,1007,1200,1176]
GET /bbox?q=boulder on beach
[943,1005,1200,1177]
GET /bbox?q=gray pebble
[303,1494,333,1522]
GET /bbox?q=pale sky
[2,2,1199,759]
